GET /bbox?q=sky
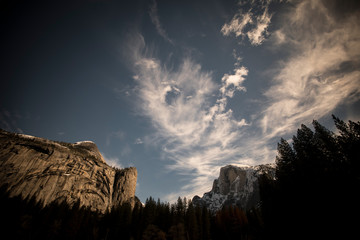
[1,0,360,203]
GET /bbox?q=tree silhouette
[2,115,358,239]
[260,116,360,239]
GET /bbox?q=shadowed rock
[193,164,275,212]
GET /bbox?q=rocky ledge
[0,129,139,213]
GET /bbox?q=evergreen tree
[201,206,211,240]
[185,200,199,240]
[275,138,296,189]
[260,116,360,239]
[175,197,185,223]
[143,197,157,227]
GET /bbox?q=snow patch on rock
[193,164,275,213]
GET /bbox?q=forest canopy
[260,115,360,239]
[0,115,359,239]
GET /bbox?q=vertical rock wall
[193,164,275,212]
[0,129,138,213]
[112,167,138,207]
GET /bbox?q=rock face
[0,129,138,213]
[193,164,275,212]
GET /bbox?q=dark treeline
[0,188,262,239]
[0,115,359,239]
[260,115,360,239]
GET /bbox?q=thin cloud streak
[126,0,360,202]
[149,0,174,44]
[128,32,251,202]
[261,0,360,139]
[0,109,24,134]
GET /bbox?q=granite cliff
[193,164,275,212]
[0,129,138,213]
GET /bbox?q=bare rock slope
[193,164,275,212]
[0,129,138,213]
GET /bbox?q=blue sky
[1,0,360,203]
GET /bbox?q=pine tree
[175,197,185,222]
[144,197,157,227]
[201,206,211,240]
[260,116,360,239]
[185,200,199,240]
[275,138,296,189]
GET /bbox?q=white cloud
[247,7,272,45]
[220,66,248,97]
[126,0,360,203]
[221,1,272,45]
[261,0,360,138]
[221,12,253,38]
[101,152,124,169]
[129,34,250,202]
[134,138,143,144]
[272,29,286,45]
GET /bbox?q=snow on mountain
[193,164,275,213]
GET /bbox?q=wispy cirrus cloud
[127,33,250,201]
[261,0,360,138]
[0,109,25,134]
[220,0,360,141]
[221,0,272,45]
[101,152,124,169]
[126,0,360,202]
[149,0,174,44]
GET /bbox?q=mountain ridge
[193,164,275,212]
[0,129,138,213]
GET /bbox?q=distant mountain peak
[193,164,275,213]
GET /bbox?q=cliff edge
[0,129,138,213]
[193,164,275,212]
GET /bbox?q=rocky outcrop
[112,167,138,207]
[193,164,275,213]
[0,129,138,213]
